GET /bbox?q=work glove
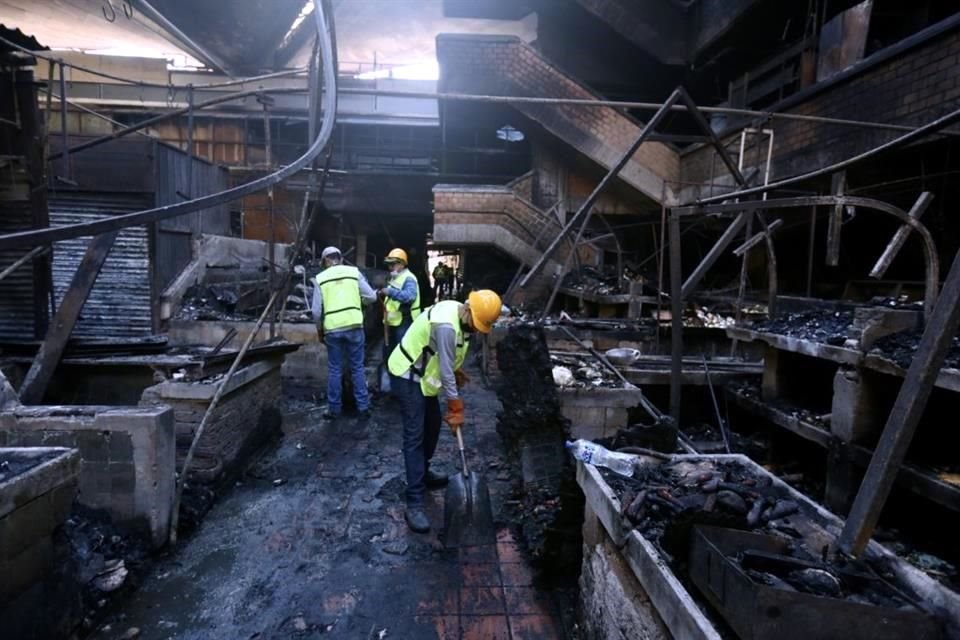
[444,397,465,431]
[316,325,324,343]
[377,288,388,300]
[454,369,470,389]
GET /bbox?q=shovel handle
[454,425,469,478]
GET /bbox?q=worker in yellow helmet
[387,289,502,533]
[378,248,421,347]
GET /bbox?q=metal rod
[697,104,960,204]
[521,89,683,289]
[806,205,817,297]
[335,88,960,137]
[669,213,683,426]
[676,195,941,319]
[733,218,783,255]
[263,99,276,339]
[58,62,68,180]
[702,356,731,453]
[0,246,48,282]
[48,86,307,161]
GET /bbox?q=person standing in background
[312,246,377,421]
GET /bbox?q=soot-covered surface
[598,458,927,611]
[0,448,61,481]
[751,310,854,345]
[90,359,570,640]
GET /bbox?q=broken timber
[869,191,934,279]
[19,231,119,404]
[839,246,960,555]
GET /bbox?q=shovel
[443,425,495,548]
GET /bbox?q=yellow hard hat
[385,248,408,266]
[467,289,502,334]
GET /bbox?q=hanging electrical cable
[168,0,337,544]
[0,39,335,251]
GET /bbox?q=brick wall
[0,406,176,548]
[434,184,599,269]
[437,35,680,205]
[680,29,960,201]
[140,359,283,482]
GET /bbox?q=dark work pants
[393,376,441,507]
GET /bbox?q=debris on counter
[751,309,854,345]
[552,365,575,387]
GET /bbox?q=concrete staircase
[436,34,681,206]
[433,177,599,299]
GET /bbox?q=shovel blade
[443,471,495,548]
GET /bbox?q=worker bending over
[387,289,502,532]
[312,246,377,420]
[379,248,421,348]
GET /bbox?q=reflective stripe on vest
[315,264,363,332]
[384,270,422,327]
[388,300,468,396]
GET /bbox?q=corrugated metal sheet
[155,143,230,234]
[49,192,154,338]
[0,201,38,340]
[153,142,231,293]
[155,229,193,292]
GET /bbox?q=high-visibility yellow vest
[388,300,470,397]
[315,265,363,332]
[384,270,421,327]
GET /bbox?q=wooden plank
[680,213,749,300]
[826,172,846,266]
[840,247,960,555]
[869,192,934,279]
[18,231,119,404]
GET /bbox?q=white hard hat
[321,246,341,260]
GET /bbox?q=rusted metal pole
[58,62,69,179]
[669,213,683,426]
[262,98,276,339]
[806,205,817,297]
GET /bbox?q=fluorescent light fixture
[356,60,439,81]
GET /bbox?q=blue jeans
[325,328,369,414]
[393,376,441,507]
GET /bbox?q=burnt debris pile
[753,309,854,345]
[495,324,582,572]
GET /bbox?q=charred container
[689,525,942,640]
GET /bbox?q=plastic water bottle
[565,439,637,477]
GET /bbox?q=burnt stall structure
[431,2,960,638]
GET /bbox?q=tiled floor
[417,529,564,640]
[91,361,570,639]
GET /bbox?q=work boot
[405,507,430,533]
[322,409,340,420]
[425,470,449,489]
[356,408,371,421]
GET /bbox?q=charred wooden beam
[826,172,846,267]
[19,232,118,404]
[839,247,960,556]
[869,191,934,279]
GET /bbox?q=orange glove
[454,369,470,389]
[445,397,465,431]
